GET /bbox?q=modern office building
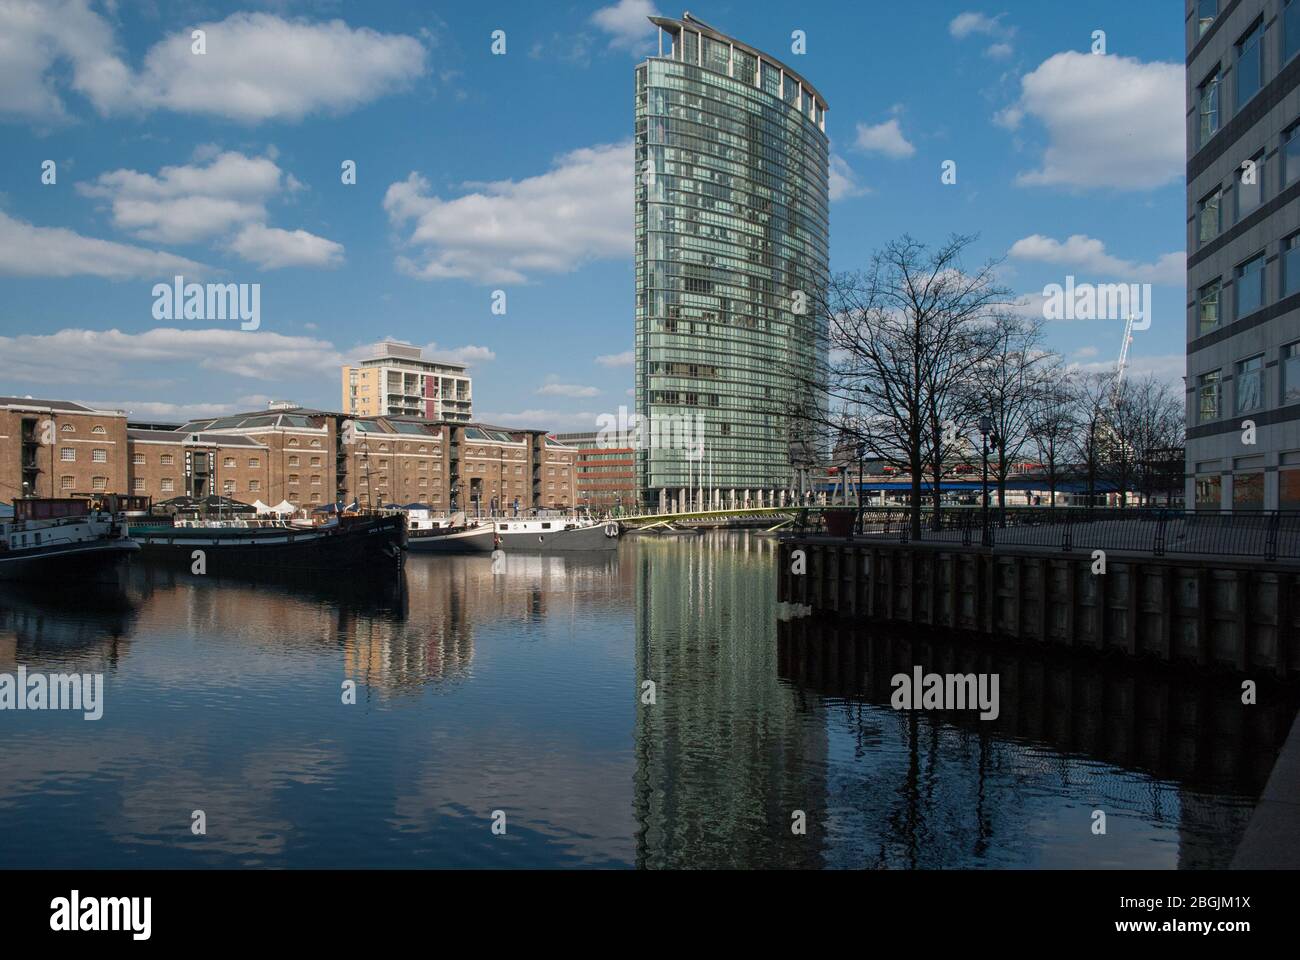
[634,12,830,504]
[1186,0,1300,509]
[341,341,473,422]
[553,430,638,510]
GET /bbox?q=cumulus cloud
[383,141,631,284]
[78,150,343,268]
[477,409,603,430]
[591,0,658,52]
[537,381,601,398]
[829,154,870,200]
[854,118,915,159]
[0,209,208,279]
[1009,233,1186,285]
[0,4,426,123]
[228,224,344,270]
[949,11,1016,58]
[996,51,1182,190]
[0,328,345,387]
[78,151,290,244]
[595,350,634,367]
[422,343,495,366]
[949,12,1006,39]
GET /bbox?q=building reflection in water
[777,617,1299,869]
[1,530,1292,869]
[632,532,829,868]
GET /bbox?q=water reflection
[0,532,1290,869]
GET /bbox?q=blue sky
[0,0,1186,428]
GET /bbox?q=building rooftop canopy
[648,10,829,113]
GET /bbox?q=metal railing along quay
[790,506,1300,562]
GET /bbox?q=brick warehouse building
[0,396,577,513]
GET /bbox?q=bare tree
[1026,363,1079,510]
[975,312,1055,521]
[798,235,1011,538]
[1070,371,1118,508]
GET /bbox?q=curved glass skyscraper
[635,13,830,506]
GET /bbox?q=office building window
[1199,370,1221,422]
[1236,22,1263,109]
[1198,189,1222,244]
[1284,343,1300,404]
[1282,467,1300,507]
[61,423,74,433]
[1287,125,1300,187]
[249,480,261,492]
[1195,475,1222,510]
[1198,278,1221,333]
[1238,151,1264,217]
[161,478,174,493]
[1234,472,1265,510]
[92,425,106,434]
[132,453,145,465]
[1199,68,1221,145]
[92,449,107,463]
[60,447,75,461]
[132,478,145,493]
[1236,253,1265,316]
[161,454,174,465]
[223,457,235,468]
[249,458,260,468]
[1287,235,1300,299]
[1288,0,1300,62]
[1199,0,1217,37]
[1237,354,1264,412]
[60,476,73,490]
[92,476,107,491]
[223,479,235,494]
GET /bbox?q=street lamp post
[978,415,992,547]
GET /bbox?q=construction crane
[1112,312,1136,399]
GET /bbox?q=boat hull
[0,538,139,584]
[407,525,495,553]
[495,522,619,553]
[130,515,406,575]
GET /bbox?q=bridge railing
[791,506,1300,562]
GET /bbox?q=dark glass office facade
[635,15,830,503]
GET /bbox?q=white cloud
[595,350,634,367]
[384,142,631,284]
[78,151,344,268]
[477,409,603,430]
[228,224,344,270]
[854,118,915,159]
[0,5,427,123]
[829,154,870,200]
[89,399,249,419]
[0,209,208,279]
[0,328,345,386]
[591,0,658,52]
[996,51,1182,190]
[78,151,289,244]
[423,343,495,366]
[537,382,601,398]
[1070,351,1186,386]
[949,12,1006,39]
[1009,233,1185,285]
[949,12,1016,58]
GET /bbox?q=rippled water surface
[0,532,1292,868]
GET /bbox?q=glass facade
[635,17,830,500]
